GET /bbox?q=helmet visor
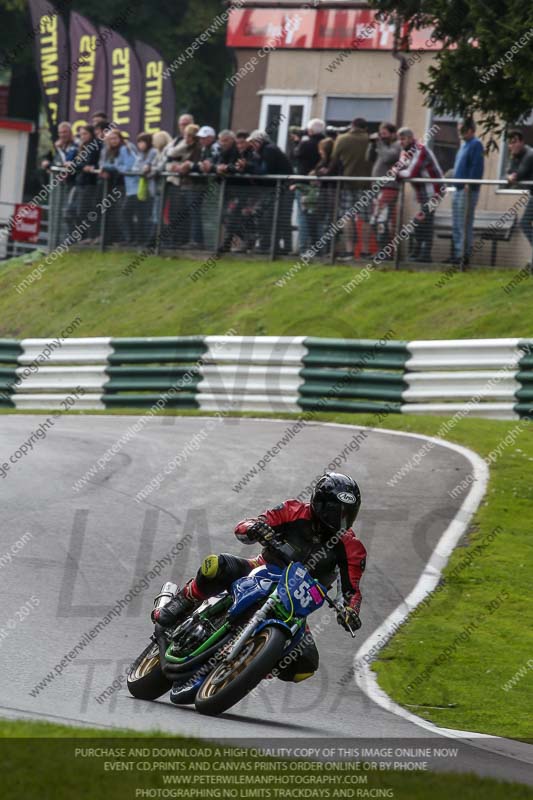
[314,498,358,533]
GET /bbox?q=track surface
[0,415,531,785]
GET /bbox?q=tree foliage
[372,0,533,141]
[0,0,234,127]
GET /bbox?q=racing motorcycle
[127,536,358,716]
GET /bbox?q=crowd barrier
[1,336,532,420]
[46,170,533,271]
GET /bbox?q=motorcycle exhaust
[153,582,178,613]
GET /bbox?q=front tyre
[127,640,172,700]
[195,626,288,716]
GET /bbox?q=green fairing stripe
[109,337,207,365]
[303,338,409,370]
[165,622,231,664]
[104,366,202,393]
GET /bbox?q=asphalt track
[0,415,531,786]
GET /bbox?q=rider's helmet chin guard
[311,472,361,540]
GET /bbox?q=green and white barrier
[1,336,532,419]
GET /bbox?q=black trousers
[195,552,319,681]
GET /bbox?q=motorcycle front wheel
[194,626,288,717]
[127,640,172,700]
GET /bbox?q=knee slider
[200,554,220,579]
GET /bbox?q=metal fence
[46,169,533,271]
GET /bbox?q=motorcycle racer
[152,472,366,683]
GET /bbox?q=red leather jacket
[235,499,366,613]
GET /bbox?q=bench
[434,209,516,266]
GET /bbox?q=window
[428,111,461,174]
[325,97,394,133]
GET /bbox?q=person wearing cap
[189,126,220,174]
[247,129,293,253]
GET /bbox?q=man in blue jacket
[451,119,484,266]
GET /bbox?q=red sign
[11,204,42,243]
[227,8,442,52]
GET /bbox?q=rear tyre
[127,640,172,700]
[195,626,288,716]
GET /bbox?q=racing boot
[151,582,200,628]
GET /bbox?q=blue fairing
[277,562,327,617]
[228,564,283,619]
[170,674,205,706]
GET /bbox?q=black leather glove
[249,519,278,545]
[337,606,362,634]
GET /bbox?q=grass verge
[0,719,532,799]
[1,250,532,338]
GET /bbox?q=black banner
[67,12,108,136]
[28,0,70,133]
[101,26,142,140]
[135,40,176,136]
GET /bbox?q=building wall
[230,50,269,133]
[230,47,531,265]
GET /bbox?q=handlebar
[258,533,356,634]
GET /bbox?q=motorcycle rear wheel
[195,626,287,716]
[127,640,172,700]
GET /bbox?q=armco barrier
[0,336,532,420]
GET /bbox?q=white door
[259,94,313,151]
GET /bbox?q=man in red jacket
[395,127,445,263]
[153,473,366,683]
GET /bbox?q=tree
[372,0,533,143]
[0,0,234,128]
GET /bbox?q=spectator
[41,121,78,173]
[247,129,293,254]
[150,131,172,243]
[287,126,303,170]
[294,118,326,253]
[91,111,109,128]
[166,123,203,247]
[41,121,78,240]
[310,137,337,255]
[130,132,158,246]
[395,127,445,263]
[169,121,215,249]
[100,129,136,245]
[367,122,402,251]
[507,130,533,258]
[192,125,219,174]
[330,117,372,259]
[450,119,484,266]
[235,131,254,170]
[230,131,259,252]
[164,113,194,247]
[94,122,109,152]
[212,130,244,251]
[70,124,101,241]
